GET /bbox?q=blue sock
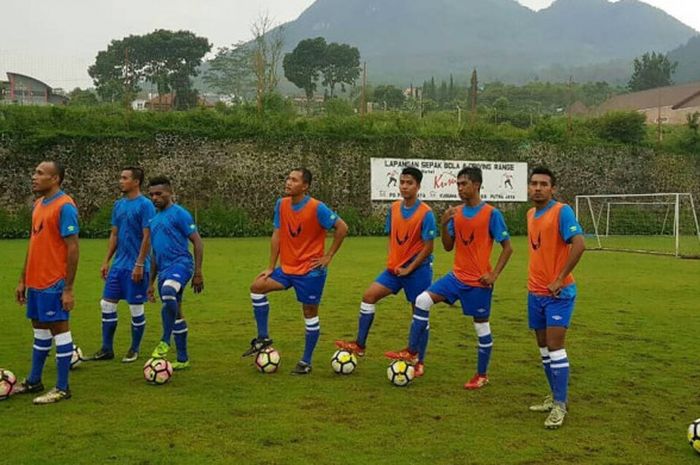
[54,331,73,391]
[475,322,493,375]
[173,319,189,362]
[129,304,146,353]
[160,285,179,344]
[28,328,52,384]
[540,347,555,392]
[100,300,118,352]
[408,308,429,353]
[418,324,429,362]
[356,302,375,347]
[302,316,320,365]
[549,348,570,404]
[251,293,270,339]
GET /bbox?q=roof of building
[598,81,700,112]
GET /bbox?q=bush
[593,111,646,145]
[0,206,31,239]
[196,200,266,237]
[337,207,385,236]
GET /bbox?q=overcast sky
[0,0,697,89]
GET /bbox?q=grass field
[1,237,699,465]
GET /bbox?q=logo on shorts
[135,294,143,299]
[173,274,181,278]
[477,308,486,313]
[530,232,542,250]
[459,231,475,246]
[309,295,317,299]
[46,311,56,316]
[288,224,302,238]
[396,232,409,245]
[552,315,563,321]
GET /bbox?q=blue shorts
[103,267,150,304]
[158,263,193,303]
[428,272,493,318]
[528,287,576,330]
[375,261,433,303]
[26,280,70,322]
[270,267,327,305]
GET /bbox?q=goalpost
[575,193,700,258]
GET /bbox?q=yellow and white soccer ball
[331,349,357,375]
[143,358,173,385]
[255,347,281,374]
[387,360,415,387]
[688,419,700,454]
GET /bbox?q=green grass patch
[1,237,699,464]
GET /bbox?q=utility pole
[359,61,367,117]
[567,75,573,137]
[657,88,663,144]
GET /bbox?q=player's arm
[440,207,457,251]
[396,239,434,277]
[548,235,585,296]
[311,218,348,269]
[15,249,29,305]
[131,228,150,283]
[480,239,513,287]
[147,254,157,302]
[62,234,79,311]
[189,231,204,293]
[101,226,118,280]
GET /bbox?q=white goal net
[575,193,700,258]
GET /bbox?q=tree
[321,42,360,98]
[628,52,678,92]
[203,42,255,102]
[283,37,327,104]
[89,29,211,110]
[251,13,285,113]
[67,88,99,106]
[373,85,405,110]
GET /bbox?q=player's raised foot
[384,348,418,364]
[33,387,71,405]
[121,350,139,363]
[544,403,567,429]
[290,361,312,375]
[241,337,273,357]
[334,340,365,357]
[171,360,191,370]
[151,341,170,359]
[90,349,115,361]
[464,374,489,390]
[529,395,554,412]
[414,362,425,378]
[13,379,44,395]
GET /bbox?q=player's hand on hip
[62,289,75,311]
[395,266,410,277]
[100,262,109,280]
[131,266,144,283]
[310,255,331,269]
[192,274,204,294]
[15,282,26,305]
[547,278,564,297]
[479,272,497,287]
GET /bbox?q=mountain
[273,0,696,85]
[669,35,700,84]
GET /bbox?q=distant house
[0,72,68,106]
[597,81,700,124]
[144,93,215,111]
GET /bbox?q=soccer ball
[70,345,84,370]
[143,358,173,385]
[688,419,700,454]
[387,360,415,387]
[0,369,17,400]
[331,349,357,375]
[255,347,281,374]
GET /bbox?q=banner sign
[371,158,528,201]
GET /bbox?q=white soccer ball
[331,349,357,375]
[143,358,173,385]
[688,419,700,454]
[255,347,281,374]
[0,369,17,400]
[70,345,84,370]
[387,360,415,387]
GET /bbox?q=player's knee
[160,284,179,302]
[250,280,266,295]
[414,292,433,311]
[362,290,378,304]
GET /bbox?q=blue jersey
[447,203,510,243]
[149,204,197,272]
[111,195,156,270]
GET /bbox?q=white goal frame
[575,192,700,257]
